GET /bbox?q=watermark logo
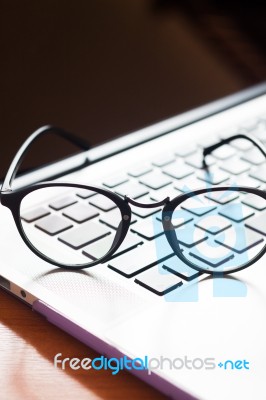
[54,353,250,375]
[217,359,250,370]
[152,179,253,301]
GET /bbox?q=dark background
[1,0,266,177]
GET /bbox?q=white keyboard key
[212,144,236,160]
[241,148,265,165]
[175,144,197,157]
[188,241,234,268]
[63,203,99,223]
[219,203,254,222]
[139,172,172,190]
[76,189,97,199]
[215,227,264,253]
[130,217,163,240]
[186,153,215,169]
[135,265,183,295]
[58,221,111,249]
[127,164,153,177]
[35,215,73,236]
[108,237,174,277]
[21,206,50,222]
[82,232,143,260]
[242,194,266,211]
[100,208,137,229]
[150,186,182,202]
[249,165,266,183]
[181,197,217,216]
[115,182,149,199]
[230,139,252,151]
[220,158,250,175]
[195,215,231,235]
[245,213,266,236]
[176,226,208,248]
[89,195,117,211]
[162,255,201,281]
[152,153,175,167]
[49,196,77,210]
[102,174,128,188]
[163,162,194,180]
[197,169,229,184]
[156,212,193,228]
[205,190,239,205]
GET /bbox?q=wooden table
[0,289,169,400]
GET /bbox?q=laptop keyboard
[21,117,266,296]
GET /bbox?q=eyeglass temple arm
[1,125,90,192]
[203,133,266,166]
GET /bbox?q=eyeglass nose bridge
[124,195,170,208]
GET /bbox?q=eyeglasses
[1,125,266,275]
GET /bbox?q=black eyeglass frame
[162,133,266,275]
[1,181,133,269]
[162,185,266,275]
[1,126,266,274]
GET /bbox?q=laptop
[1,83,266,400]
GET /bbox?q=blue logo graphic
[54,353,250,374]
[152,178,251,301]
[217,359,250,370]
